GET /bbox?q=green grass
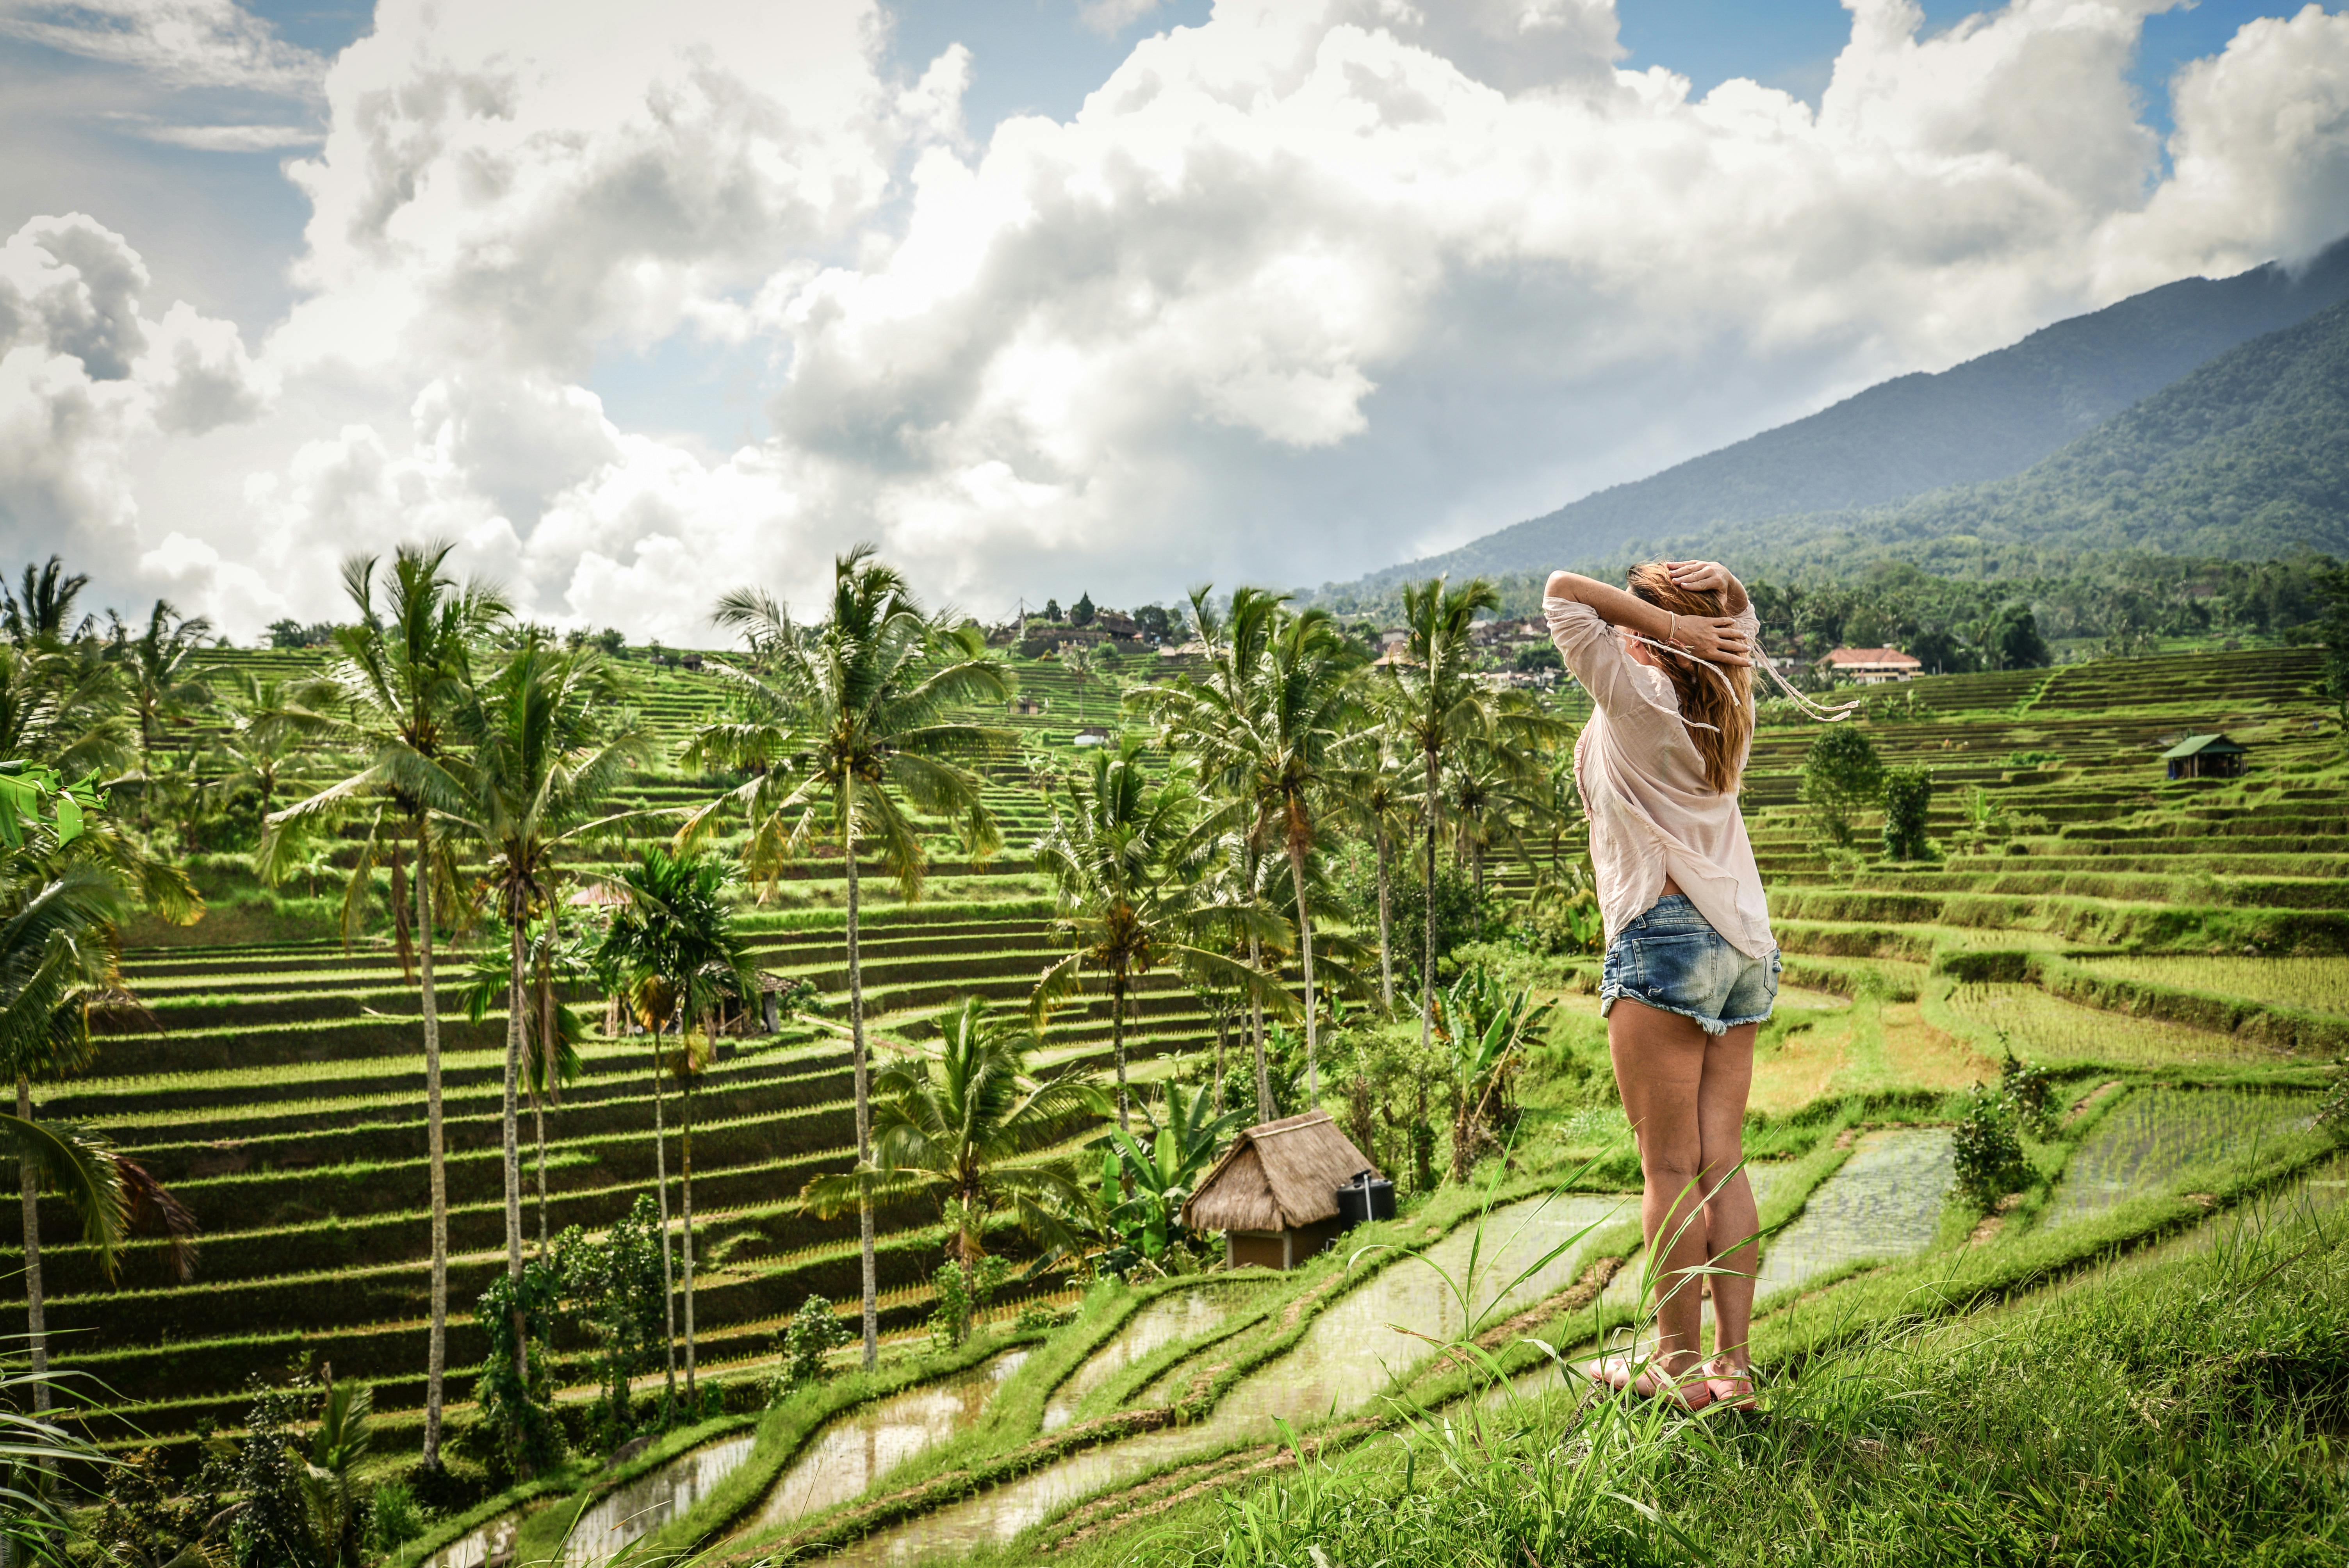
[1052,1173,2349,1568]
[2077,953,2349,1017]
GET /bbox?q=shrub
[772,1294,852,1400]
[1801,727,1882,846]
[2317,1058,2349,1144]
[468,1262,565,1482]
[1998,1044,2055,1137]
[364,1480,436,1556]
[928,1255,1011,1350]
[1880,764,1935,861]
[1950,1086,2030,1212]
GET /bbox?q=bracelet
[1667,613,1679,647]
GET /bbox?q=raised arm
[1543,567,1751,667]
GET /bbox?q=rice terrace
[10,3,2349,1566]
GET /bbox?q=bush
[1998,1046,2055,1137]
[364,1479,436,1556]
[468,1262,565,1482]
[1801,727,1883,846]
[1880,764,1935,861]
[1950,1086,2030,1212]
[772,1294,852,1400]
[2317,1058,2349,1143]
[928,1255,1010,1350]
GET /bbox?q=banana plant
[1093,1080,1246,1270]
[1435,964,1555,1182]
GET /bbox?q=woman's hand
[1668,613,1751,667]
[1666,560,1732,596]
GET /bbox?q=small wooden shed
[1182,1111,1380,1270]
[2162,732,2248,781]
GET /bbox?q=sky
[1,0,2342,640]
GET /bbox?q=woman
[1543,558,1770,1412]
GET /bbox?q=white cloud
[0,213,275,591]
[0,0,323,94]
[132,120,322,151]
[15,0,2349,642]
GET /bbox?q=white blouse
[1543,595,1775,960]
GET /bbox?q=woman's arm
[1544,569,1751,666]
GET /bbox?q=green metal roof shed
[2161,733,2248,780]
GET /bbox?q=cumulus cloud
[21,0,2349,641]
[0,213,276,588]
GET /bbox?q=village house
[1820,646,1923,684]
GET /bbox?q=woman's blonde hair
[1627,561,1753,793]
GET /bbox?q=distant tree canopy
[1071,592,1096,627]
[266,618,340,649]
[1133,604,1176,641]
[1043,598,1062,623]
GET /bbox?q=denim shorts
[1600,894,1780,1036]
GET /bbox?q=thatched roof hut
[1183,1111,1379,1270]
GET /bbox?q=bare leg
[1606,998,1711,1379]
[1697,1022,1759,1375]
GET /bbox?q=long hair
[1627,562,1753,793]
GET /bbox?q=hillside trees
[804,998,1100,1269]
[1135,591,1360,1102]
[258,543,508,1471]
[1030,736,1282,1128]
[594,846,753,1404]
[685,544,1009,1370]
[440,640,646,1397]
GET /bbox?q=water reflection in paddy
[1043,1290,1233,1431]
[565,1432,757,1564]
[422,1509,529,1568]
[822,1194,1624,1566]
[1754,1128,1953,1303]
[747,1351,1030,1538]
[2043,1089,2312,1231]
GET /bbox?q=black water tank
[1334,1171,1396,1228]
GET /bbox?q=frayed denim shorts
[1600,894,1780,1036]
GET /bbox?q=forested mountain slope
[1341,236,2349,592]
[1686,294,2349,576]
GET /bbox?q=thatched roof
[1182,1111,1378,1233]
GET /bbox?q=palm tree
[217,671,340,819]
[0,809,197,1409]
[119,600,218,779]
[438,640,645,1393]
[1030,736,1280,1129]
[1,559,95,647]
[804,998,1100,1267]
[683,544,1009,1370]
[1374,577,1534,1044]
[1336,728,1415,1014]
[258,542,508,1472]
[457,912,586,1257]
[595,846,754,1404]
[1134,590,1359,1104]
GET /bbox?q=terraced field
[23,641,2347,1564]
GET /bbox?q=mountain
[1342,236,2349,592]
[1677,293,2349,576]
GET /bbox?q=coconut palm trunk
[501,915,528,1382]
[16,1078,45,1415]
[843,792,878,1371]
[652,1009,678,1402]
[417,817,450,1469]
[1375,823,1395,1014]
[1421,746,1440,1048]
[1287,841,1319,1105]
[681,1065,697,1401]
[1248,931,1270,1121]
[1110,969,1130,1130]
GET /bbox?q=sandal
[1576,1353,1716,1411]
[1703,1358,1758,1411]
